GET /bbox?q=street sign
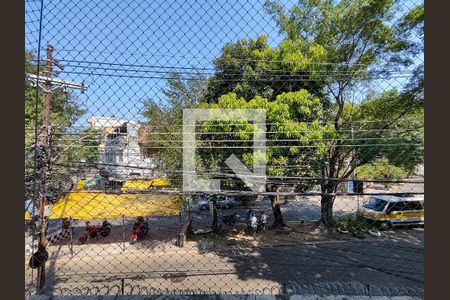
[348,181,354,193]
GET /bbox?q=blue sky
[25,0,422,128]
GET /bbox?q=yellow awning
[45,191,180,219]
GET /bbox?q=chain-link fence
[25,0,424,298]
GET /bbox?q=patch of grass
[336,214,369,232]
[336,214,381,239]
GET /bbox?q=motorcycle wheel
[101,227,111,237]
[79,235,88,244]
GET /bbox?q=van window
[363,197,388,212]
[404,201,424,211]
[386,202,405,213]
[387,201,424,212]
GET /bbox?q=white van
[357,195,424,230]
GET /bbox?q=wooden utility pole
[25,44,86,292]
[43,44,54,144]
[37,44,54,291]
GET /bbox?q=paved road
[25,179,424,297]
[26,228,423,297]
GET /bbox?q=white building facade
[88,116,155,180]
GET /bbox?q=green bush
[356,157,409,188]
[337,214,369,231]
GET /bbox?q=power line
[55,67,416,82]
[40,48,422,71]
[26,60,417,78]
[32,127,422,135]
[45,143,423,149]
[24,122,425,130]
[23,120,423,127]
[38,69,415,82]
[51,136,422,143]
[56,160,424,184]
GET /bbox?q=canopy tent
[25,191,180,220]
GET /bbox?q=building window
[116,150,123,163]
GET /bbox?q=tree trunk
[211,199,219,232]
[320,183,338,227]
[269,185,287,228]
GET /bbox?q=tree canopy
[204,35,327,104]
[142,72,206,186]
[141,0,424,227]
[197,90,331,227]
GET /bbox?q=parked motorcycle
[219,213,237,229]
[130,217,149,244]
[79,220,111,244]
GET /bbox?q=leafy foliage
[356,157,409,187]
[204,35,327,103]
[265,0,408,82]
[140,0,424,227]
[142,72,206,187]
[25,51,85,147]
[199,90,329,183]
[263,0,423,225]
[25,51,98,172]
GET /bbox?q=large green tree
[198,90,331,228]
[261,0,423,226]
[204,35,327,103]
[142,0,424,228]
[142,72,206,186]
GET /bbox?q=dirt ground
[188,220,424,251]
[191,222,355,249]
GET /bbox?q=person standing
[250,215,258,234]
[245,209,254,228]
[259,211,267,231]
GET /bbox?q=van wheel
[379,221,392,231]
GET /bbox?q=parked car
[198,198,209,211]
[357,195,424,230]
[216,196,237,209]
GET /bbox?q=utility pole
[26,44,87,292]
[36,44,54,291]
[42,44,53,144]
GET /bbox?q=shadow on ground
[188,221,424,296]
